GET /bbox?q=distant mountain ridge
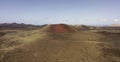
[0,23,41,30]
[0,23,120,30]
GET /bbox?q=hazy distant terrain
[0,23,120,62]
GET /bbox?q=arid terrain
[0,23,120,62]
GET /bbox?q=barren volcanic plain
[0,24,120,62]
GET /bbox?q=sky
[0,0,120,25]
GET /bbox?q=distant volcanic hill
[111,24,120,27]
[41,24,77,33]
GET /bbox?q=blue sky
[0,0,120,25]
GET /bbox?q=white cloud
[100,19,120,22]
[102,19,108,21]
[113,19,120,22]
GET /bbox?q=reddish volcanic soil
[48,24,75,33]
